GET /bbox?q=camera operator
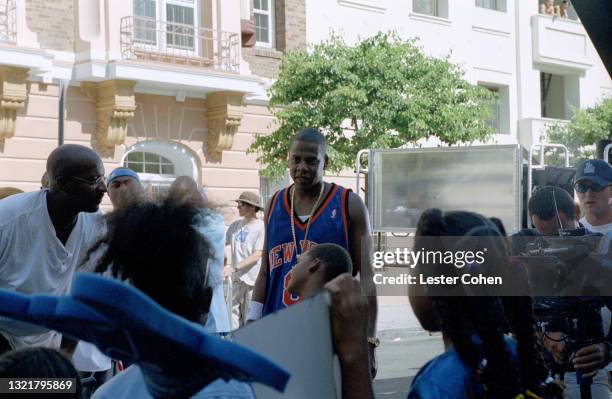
[514,186,612,399]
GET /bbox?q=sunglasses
[574,182,610,193]
[70,175,107,188]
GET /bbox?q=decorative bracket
[0,66,28,143]
[206,91,245,161]
[82,80,136,153]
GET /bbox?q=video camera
[515,229,606,297]
[513,230,611,392]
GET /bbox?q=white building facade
[304,0,611,149]
[0,0,610,215]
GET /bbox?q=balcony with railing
[532,1,592,72]
[0,0,16,45]
[120,16,240,73]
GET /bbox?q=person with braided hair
[407,209,562,399]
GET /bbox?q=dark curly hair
[414,209,561,399]
[0,347,82,398]
[92,200,213,323]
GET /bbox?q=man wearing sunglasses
[0,144,106,354]
[574,159,612,235]
[575,159,612,391]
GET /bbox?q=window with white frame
[166,0,195,50]
[134,0,157,44]
[125,151,176,175]
[125,151,175,203]
[133,0,198,50]
[412,0,448,18]
[484,87,501,132]
[475,0,506,12]
[123,140,201,204]
[254,0,274,47]
[480,84,510,134]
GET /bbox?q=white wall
[306,0,612,147]
[306,0,519,139]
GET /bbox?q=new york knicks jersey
[263,183,350,315]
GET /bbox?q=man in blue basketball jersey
[248,128,378,377]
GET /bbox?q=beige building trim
[0,66,28,144]
[81,80,137,155]
[206,91,245,161]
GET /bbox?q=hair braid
[472,297,521,398]
[415,209,564,399]
[433,298,481,371]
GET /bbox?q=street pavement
[373,335,444,398]
[374,377,413,399]
[374,296,445,398]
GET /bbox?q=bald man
[0,144,107,353]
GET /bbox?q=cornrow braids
[432,296,523,398]
[432,297,480,370]
[472,296,521,398]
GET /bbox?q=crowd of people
[0,127,612,398]
[539,0,571,19]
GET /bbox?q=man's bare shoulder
[346,190,368,220]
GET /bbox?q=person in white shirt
[0,144,107,353]
[224,192,265,329]
[167,176,230,333]
[574,159,612,386]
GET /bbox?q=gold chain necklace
[290,182,325,259]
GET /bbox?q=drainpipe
[58,79,68,146]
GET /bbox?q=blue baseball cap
[108,167,140,184]
[575,159,612,186]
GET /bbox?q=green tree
[248,32,496,180]
[544,97,612,166]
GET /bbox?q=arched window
[122,140,200,202]
[125,151,176,175]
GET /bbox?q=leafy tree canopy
[545,97,612,166]
[249,32,496,180]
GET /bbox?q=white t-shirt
[92,365,255,399]
[580,217,612,372]
[72,342,112,372]
[579,217,612,234]
[225,218,265,286]
[194,210,230,333]
[0,190,104,349]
